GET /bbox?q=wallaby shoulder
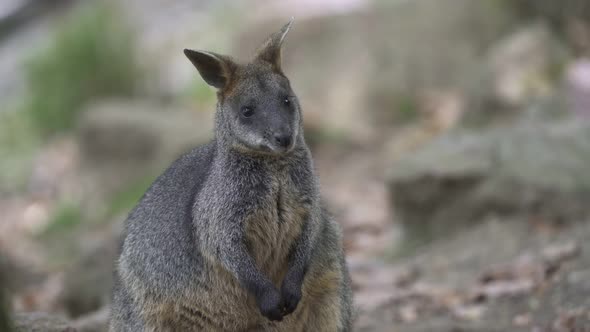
[118,141,216,296]
[128,141,217,221]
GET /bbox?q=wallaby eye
[241,106,254,118]
[283,96,291,106]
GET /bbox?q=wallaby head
[184,19,301,155]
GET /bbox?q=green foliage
[42,203,82,236]
[106,175,156,217]
[24,2,140,136]
[37,202,84,266]
[388,230,432,260]
[396,95,419,122]
[0,110,39,192]
[305,126,351,147]
[184,78,216,107]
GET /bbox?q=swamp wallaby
[110,19,353,331]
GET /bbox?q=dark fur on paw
[280,274,303,316]
[257,287,284,321]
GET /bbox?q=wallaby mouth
[234,134,295,156]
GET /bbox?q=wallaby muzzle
[265,127,295,154]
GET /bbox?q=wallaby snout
[272,131,293,150]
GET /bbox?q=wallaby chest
[179,164,310,330]
[244,164,308,281]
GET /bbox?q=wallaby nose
[273,133,292,148]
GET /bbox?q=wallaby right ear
[183,49,236,89]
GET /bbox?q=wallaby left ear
[184,49,236,90]
[254,18,294,72]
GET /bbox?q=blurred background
[1,0,589,331]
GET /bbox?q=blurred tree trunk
[0,268,12,332]
[0,0,75,41]
[511,0,590,29]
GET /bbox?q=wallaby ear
[254,18,294,71]
[183,49,236,89]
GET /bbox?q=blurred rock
[355,216,590,331]
[366,0,512,129]
[463,23,568,125]
[383,90,464,166]
[566,57,590,119]
[388,119,590,241]
[541,241,581,265]
[566,18,590,55]
[13,311,74,332]
[78,99,213,164]
[72,306,109,332]
[0,253,44,296]
[77,99,213,196]
[486,23,564,109]
[28,137,80,201]
[58,224,120,318]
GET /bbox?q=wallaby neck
[213,135,309,168]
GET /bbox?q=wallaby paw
[280,280,302,316]
[258,288,284,321]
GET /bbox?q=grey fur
[110,20,353,332]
